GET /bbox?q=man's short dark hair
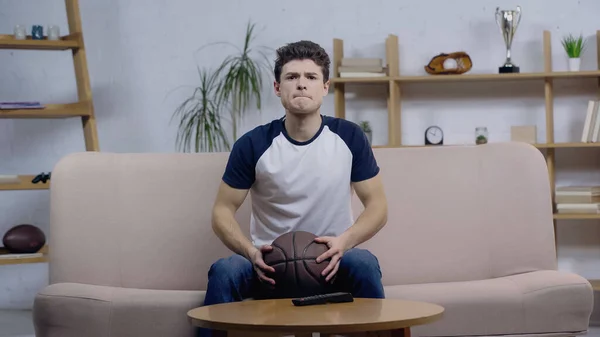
[274,40,330,83]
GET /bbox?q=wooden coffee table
[187,298,444,336]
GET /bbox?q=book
[556,203,600,214]
[339,72,386,78]
[556,186,600,203]
[338,66,385,73]
[340,58,383,67]
[0,101,44,109]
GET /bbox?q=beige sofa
[32,142,594,337]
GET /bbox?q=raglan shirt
[222,115,380,248]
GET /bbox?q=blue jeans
[197,248,384,337]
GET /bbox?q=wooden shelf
[330,71,600,84]
[395,70,600,83]
[0,33,80,50]
[0,246,48,266]
[0,175,50,191]
[536,142,600,148]
[0,101,91,119]
[330,77,390,84]
[588,280,600,291]
[372,142,600,149]
[553,214,600,220]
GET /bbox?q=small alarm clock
[425,126,444,145]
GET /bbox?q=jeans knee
[339,248,382,277]
[208,254,251,281]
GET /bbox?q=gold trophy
[495,6,522,73]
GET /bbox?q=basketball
[262,231,331,298]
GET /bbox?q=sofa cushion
[384,270,593,337]
[33,283,205,337]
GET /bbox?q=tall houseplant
[561,33,586,71]
[171,21,271,152]
[171,67,230,152]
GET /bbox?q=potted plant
[171,21,271,152]
[359,121,372,145]
[171,67,230,152]
[561,33,586,71]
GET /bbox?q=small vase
[475,127,488,145]
[568,57,581,71]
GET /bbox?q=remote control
[292,292,354,306]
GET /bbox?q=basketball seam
[270,243,288,277]
[266,257,317,265]
[292,232,299,292]
[303,241,326,284]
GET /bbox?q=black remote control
[292,292,354,306]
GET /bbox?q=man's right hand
[248,245,276,285]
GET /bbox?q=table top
[187,298,444,333]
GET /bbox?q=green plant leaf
[561,33,586,58]
[171,20,272,152]
[170,67,230,153]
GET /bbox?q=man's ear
[273,80,281,97]
[323,80,330,95]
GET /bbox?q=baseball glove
[424,51,473,75]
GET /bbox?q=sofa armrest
[33,282,205,337]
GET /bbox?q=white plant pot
[568,57,581,71]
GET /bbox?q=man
[201,40,388,335]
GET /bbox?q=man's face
[274,59,329,115]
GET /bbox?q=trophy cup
[495,6,522,73]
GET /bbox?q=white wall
[0,0,599,310]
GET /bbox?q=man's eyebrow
[285,71,318,76]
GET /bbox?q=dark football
[2,224,46,254]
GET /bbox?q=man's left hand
[314,235,350,282]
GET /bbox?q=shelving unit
[332,30,600,288]
[0,0,99,266]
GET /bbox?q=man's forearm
[339,200,388,250]
[212,205,256,260]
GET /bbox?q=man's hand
[314,236,351,282]
[248,245,276,285]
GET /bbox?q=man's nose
[296,77,307,90]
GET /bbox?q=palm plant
[214,21,272,141]
[171,20,271,152]
[171,67,230,152]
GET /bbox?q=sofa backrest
[356,142,556,285]
[47,142,556,291]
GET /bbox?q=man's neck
[284,111,322,143]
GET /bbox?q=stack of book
[338,58,387,78]
[0,101,43,109]
[556,186,600,214]
[581,100,600,142]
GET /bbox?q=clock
[425,126,444,145]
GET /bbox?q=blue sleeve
[327,117,380,182]
[348,125,380,182]
[222,135,255,189]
